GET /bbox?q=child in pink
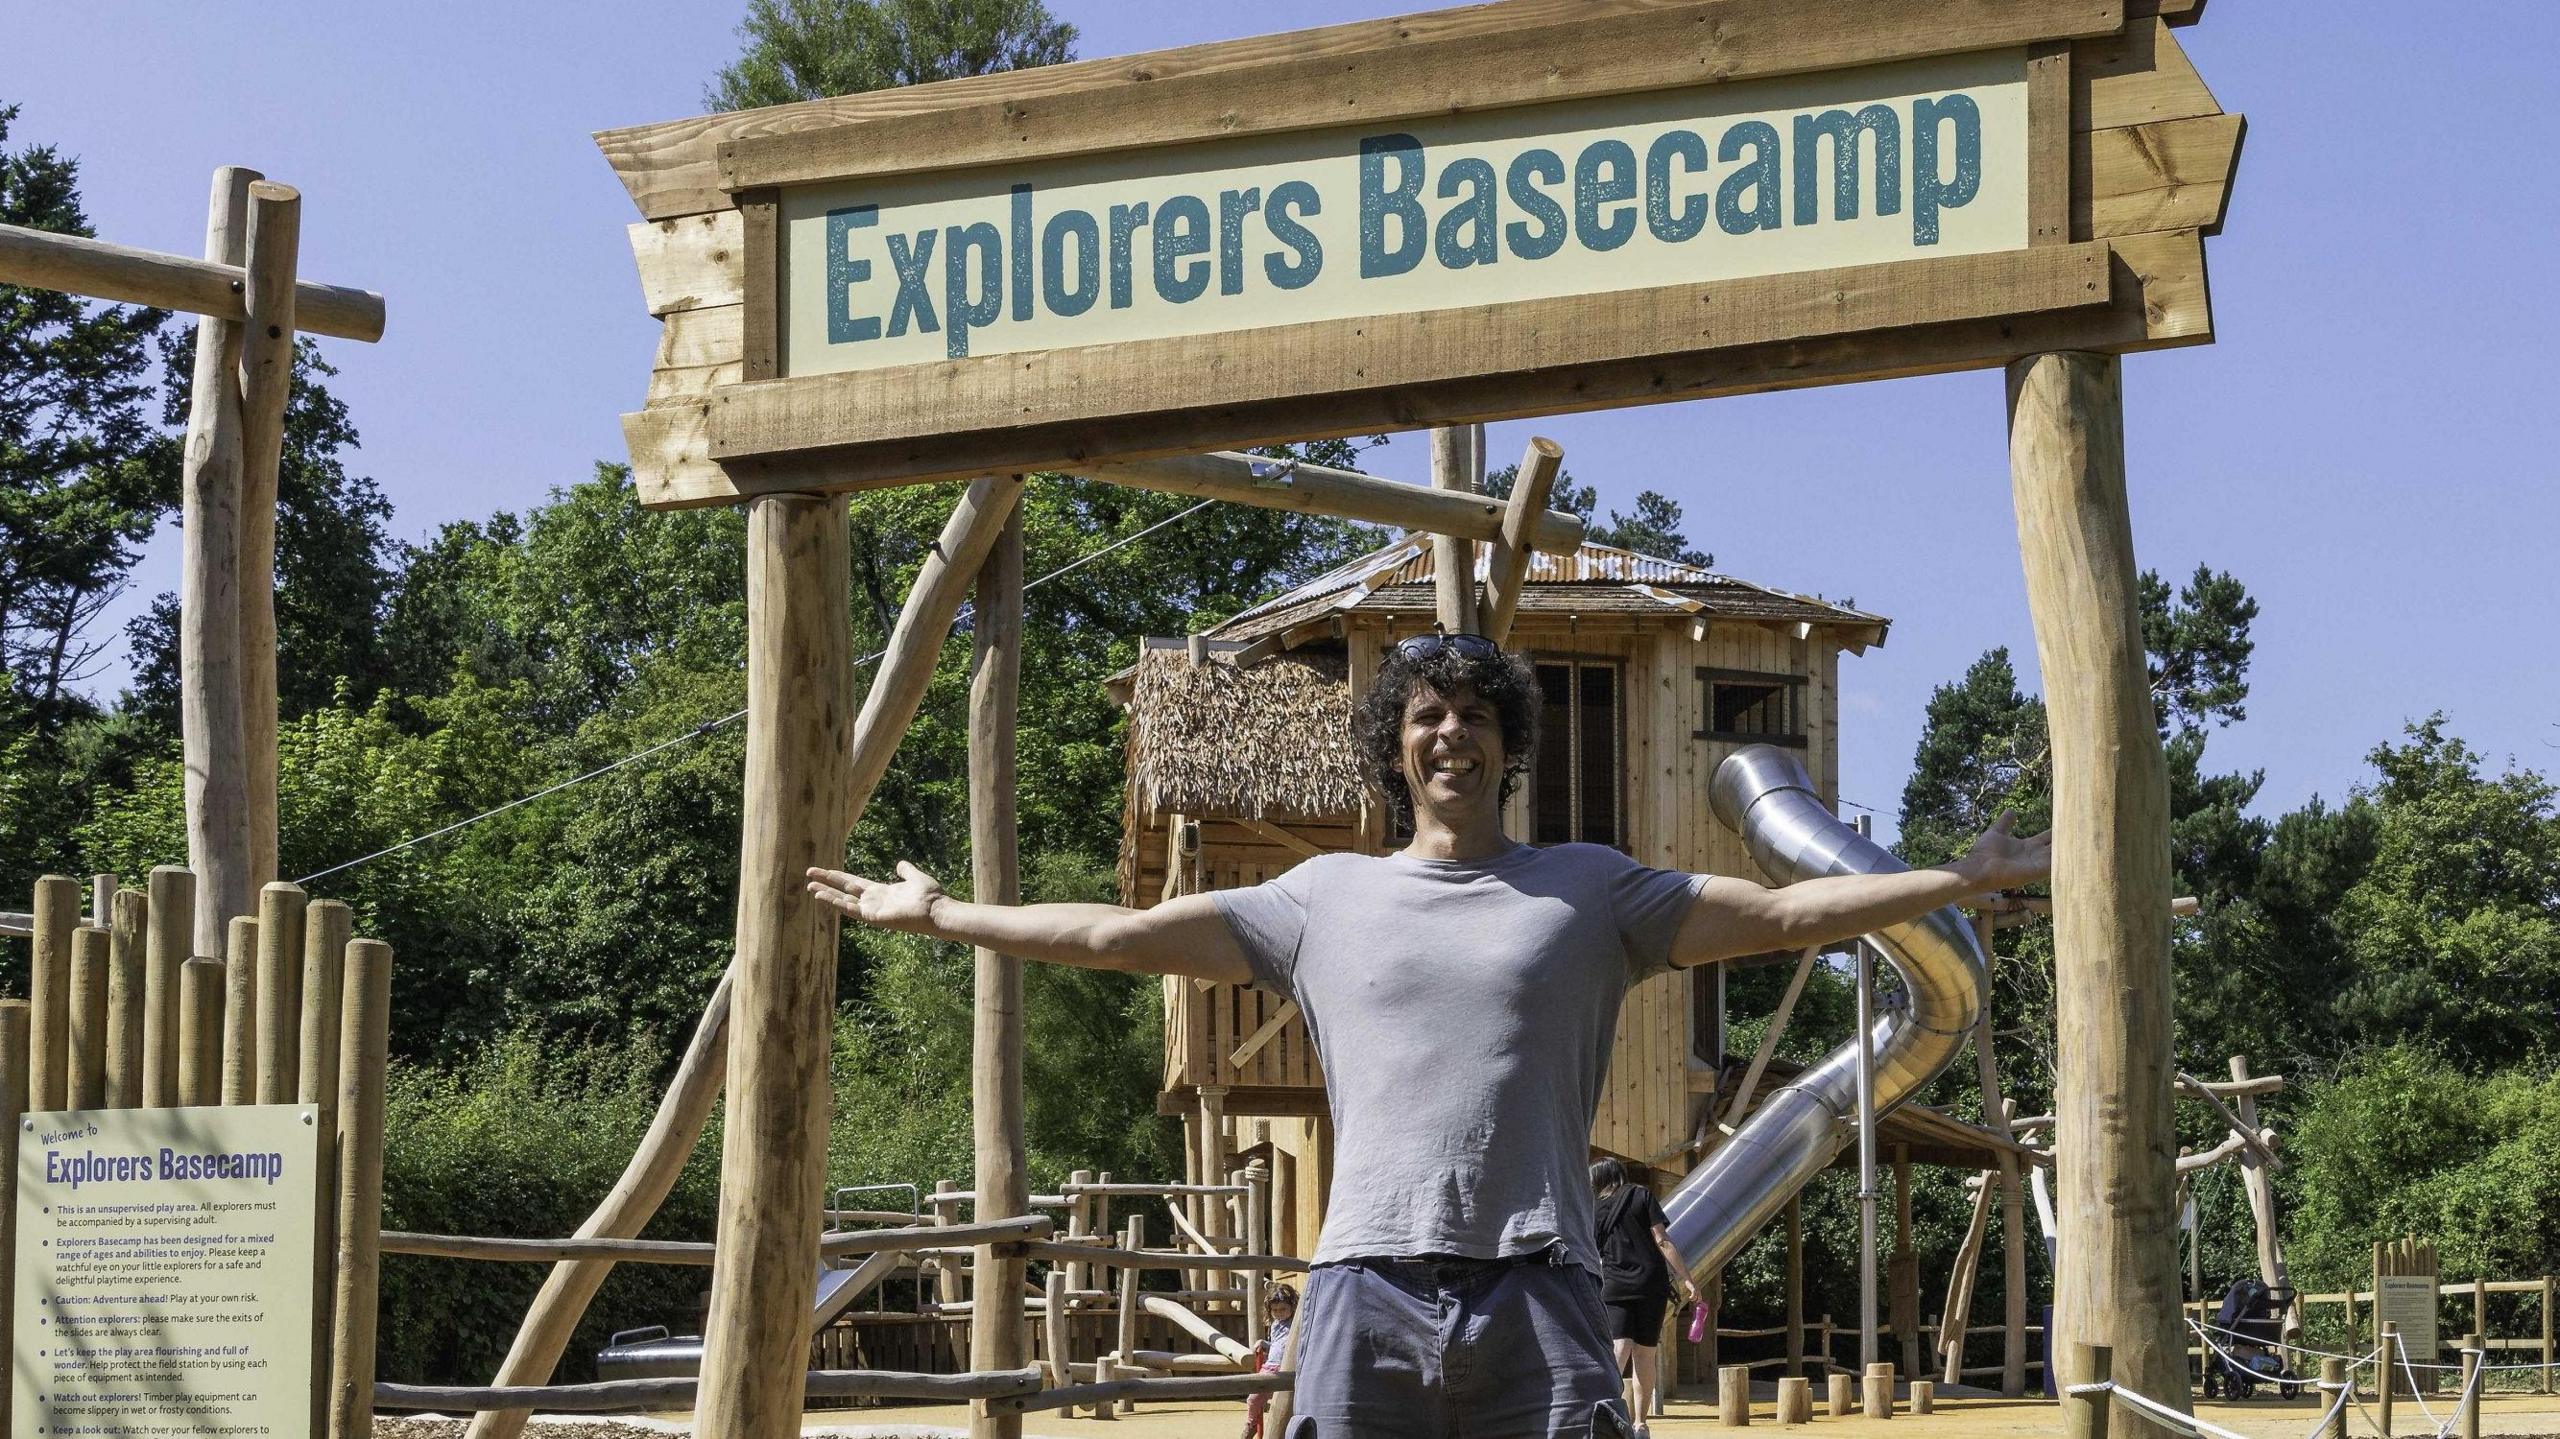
[1241,1283,1298,1439]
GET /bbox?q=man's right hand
[807,860,944,933]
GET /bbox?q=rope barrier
[2194,1318,2548,1375]
[290,498,1220,885]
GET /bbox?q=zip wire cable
[292,498,1218,886]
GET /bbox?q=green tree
[2330,718,2560,1069]
[707,0,1076,110]
[0,105,180,889]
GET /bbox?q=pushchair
[2201,1278,2303,1400]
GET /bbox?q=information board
[14,1105,322,1439]
[2374,1273,2440,1365]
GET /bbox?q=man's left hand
[1960,811,2053,892]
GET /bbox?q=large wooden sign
[602,0,2240,508]
[14,1105,324,1439]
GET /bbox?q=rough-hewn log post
[69,926,110,1108]
[179,957,224,1105]
[301,898,351,1437]
[1786,1196,1805,1378]
[105,889,148,1106]
[2009,351,2186,1435]
[256,882,306,1102]
[237,182,299,895]
[30,874,79,1110]
[694,493,858,1439]
[1429,424,1483,634]
[2226,1055,2290,1334]
[182,166,259,957]
[328,937,391,1439]
[222,915,259,1103]
[969,501,1028,1439]
[143,866,193,1105]
[1481,436,1562,644]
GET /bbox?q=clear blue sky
[8,3,2556,837]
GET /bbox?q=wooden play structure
[1,0,2254,1434]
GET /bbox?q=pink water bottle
[1686,1301,1710,1343]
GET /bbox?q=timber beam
[0,220,385,342]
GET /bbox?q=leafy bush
[374,1035,722,1385]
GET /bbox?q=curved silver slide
[1660,745,1988,1278]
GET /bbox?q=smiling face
[1399,680,1507,828]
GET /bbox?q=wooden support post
[1062,1171,1093,1297]
[0,1003,18,1434]
[479,480,1005,1439]
[222,916,258,1104]
[69,926,110,1108]
[1909,1379,1934,1415]
[1942,1171,1997,1384]
[2226,1055,2290,1337]
[255,882,306,1103]
[1864,1361,1896,1419]
[969,502,1027,1439]
[2069,1344,2112,1439]
[30,875,78,1111]
[2542,1274,2554,1394]
[1045,1269,1072,1388]
[90,873,117,928]
[1827,1372,1853,1418]
[301,899,350,1437]
[236,182,299,896]
[1480,436,1562,645]
[1892,1147,1922,1373]
[1970,908,2030,1397]
[2460,1336,2482,1439]
[1116,1217,1144,1417]
[105,889,148,1106]
[2009,351,2187,1432]
[181,167,259,958]
[695,493,858,1439]
[2379,1323,2397,1432]
[1199,1085,1229,1301]
[1429,424,1483,634]
[2319,1358,2348,1439]
[327,937,390,1439]
[1245,1162,1270,1339]
[1775,1375,1810,1426]
[179,957,224,1105]
[1785,1195,1806,1378]
[142,866,193,1105]
[1720,1364,1751,1426]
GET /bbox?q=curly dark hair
[1351,638,1540,830]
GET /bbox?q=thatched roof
[1125,642,1360,823]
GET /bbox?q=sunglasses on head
[1393,632,1500,662]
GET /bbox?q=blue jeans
[1288,1251,1634,1438]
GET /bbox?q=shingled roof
[1205,533,1889,648]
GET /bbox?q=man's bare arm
[1667,814,2050,968]
[806,862,1254,984]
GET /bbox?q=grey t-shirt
[1214,841,1706,1272]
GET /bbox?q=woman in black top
[1592,1158,1702,1433]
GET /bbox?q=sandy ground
[376,1387,2560,1439]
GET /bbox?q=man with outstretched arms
[810,635,2049,1439]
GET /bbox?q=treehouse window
[1531,660,1623,849]
[1699,667,1807,747]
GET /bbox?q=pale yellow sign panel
[14,1105,323,1439]
[782,48,2029,377]
[2373,1274,2440,1364]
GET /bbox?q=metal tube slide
[1660,745,1987,1278]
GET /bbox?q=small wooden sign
[2375,1273,2439,1368]
[602,0,2242,508]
